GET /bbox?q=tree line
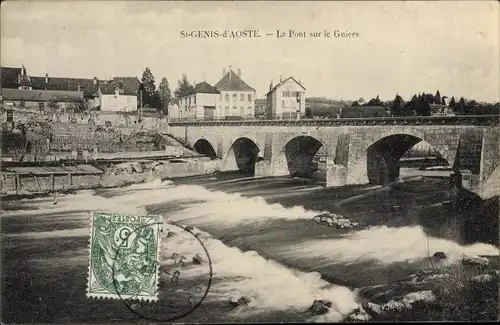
[352,90,499,116]
[137,67,195,115]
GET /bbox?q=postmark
[87,212,162,301]
[115,221,213,322]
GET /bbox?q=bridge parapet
[168,115,500,127]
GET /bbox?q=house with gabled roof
[1,64,140,112]
[214,67,256,119]
[266,76,306,120]
[176,81,220,120]
[96,79,138,112]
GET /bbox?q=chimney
[45,73,49,83]
[93,77,98,85]
[223,68,226,76]
[269,79,273,92]
[237,69,241,77]
[280,75,283,82]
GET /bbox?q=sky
[1,1,499,102]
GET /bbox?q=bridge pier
[325,163,348,187]
[167,117,499,196]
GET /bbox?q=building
[96,80,138,112]
[1,88,84,111]
[254,98,267,119]
[214,68,256,119]
[266,76,306,120]
[1,66,85,112]
[177,81,220,120]
[430,104,455,116]
[1,65,140,112]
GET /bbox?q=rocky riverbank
[98,158,219,187]
[301,210,499,322]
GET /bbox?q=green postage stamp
[87,212,162,301]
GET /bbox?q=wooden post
[52,173,57,204]
[15,173,20,195]
[68,172,73,188]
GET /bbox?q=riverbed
[1,169,498,323]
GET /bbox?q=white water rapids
[2,178,498,322]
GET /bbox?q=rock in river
[433,251,447,260]
[192,253,203,265]
[462,255,489,267]
[308,299,332,315]
[229,293,252,307]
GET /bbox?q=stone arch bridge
[165,116,499,198]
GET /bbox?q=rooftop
[1,88,84,103]
[193,81,220,95]
[214,69,255,92]
[266,76,306,96]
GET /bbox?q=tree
[417,94,431,116]
[449,96,456,110]
[434,90,441,105]
[305,107,313,118]
[139,67,156,108]
[391,94,404,116]
[457,97,466,115]
[157,77,171,115]
[366,95,381,106]
[351,101,359,107]
[174,74,194,98]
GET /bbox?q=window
[233,106,237,110]
[193,95,196,105]
[225,94,229,101]
[225,106,230,114]
[283,91,290,97]
[248,106,252,110]
[232,93,237,101]
[282,100,285,107]
[248,94,252,102]
[240,94,244,101]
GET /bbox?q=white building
[97,82,137,112]
[266,76,306,119]
[176,81,220,120]
[214,68,256,119]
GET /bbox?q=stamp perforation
[86,212,162,302]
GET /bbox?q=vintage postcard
[1,0,499,323]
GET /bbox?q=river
[1,168,498,323]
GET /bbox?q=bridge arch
[365,133,450,184]
[282,135,328,178]
[224,137,261,173]
[193,138,217,159]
